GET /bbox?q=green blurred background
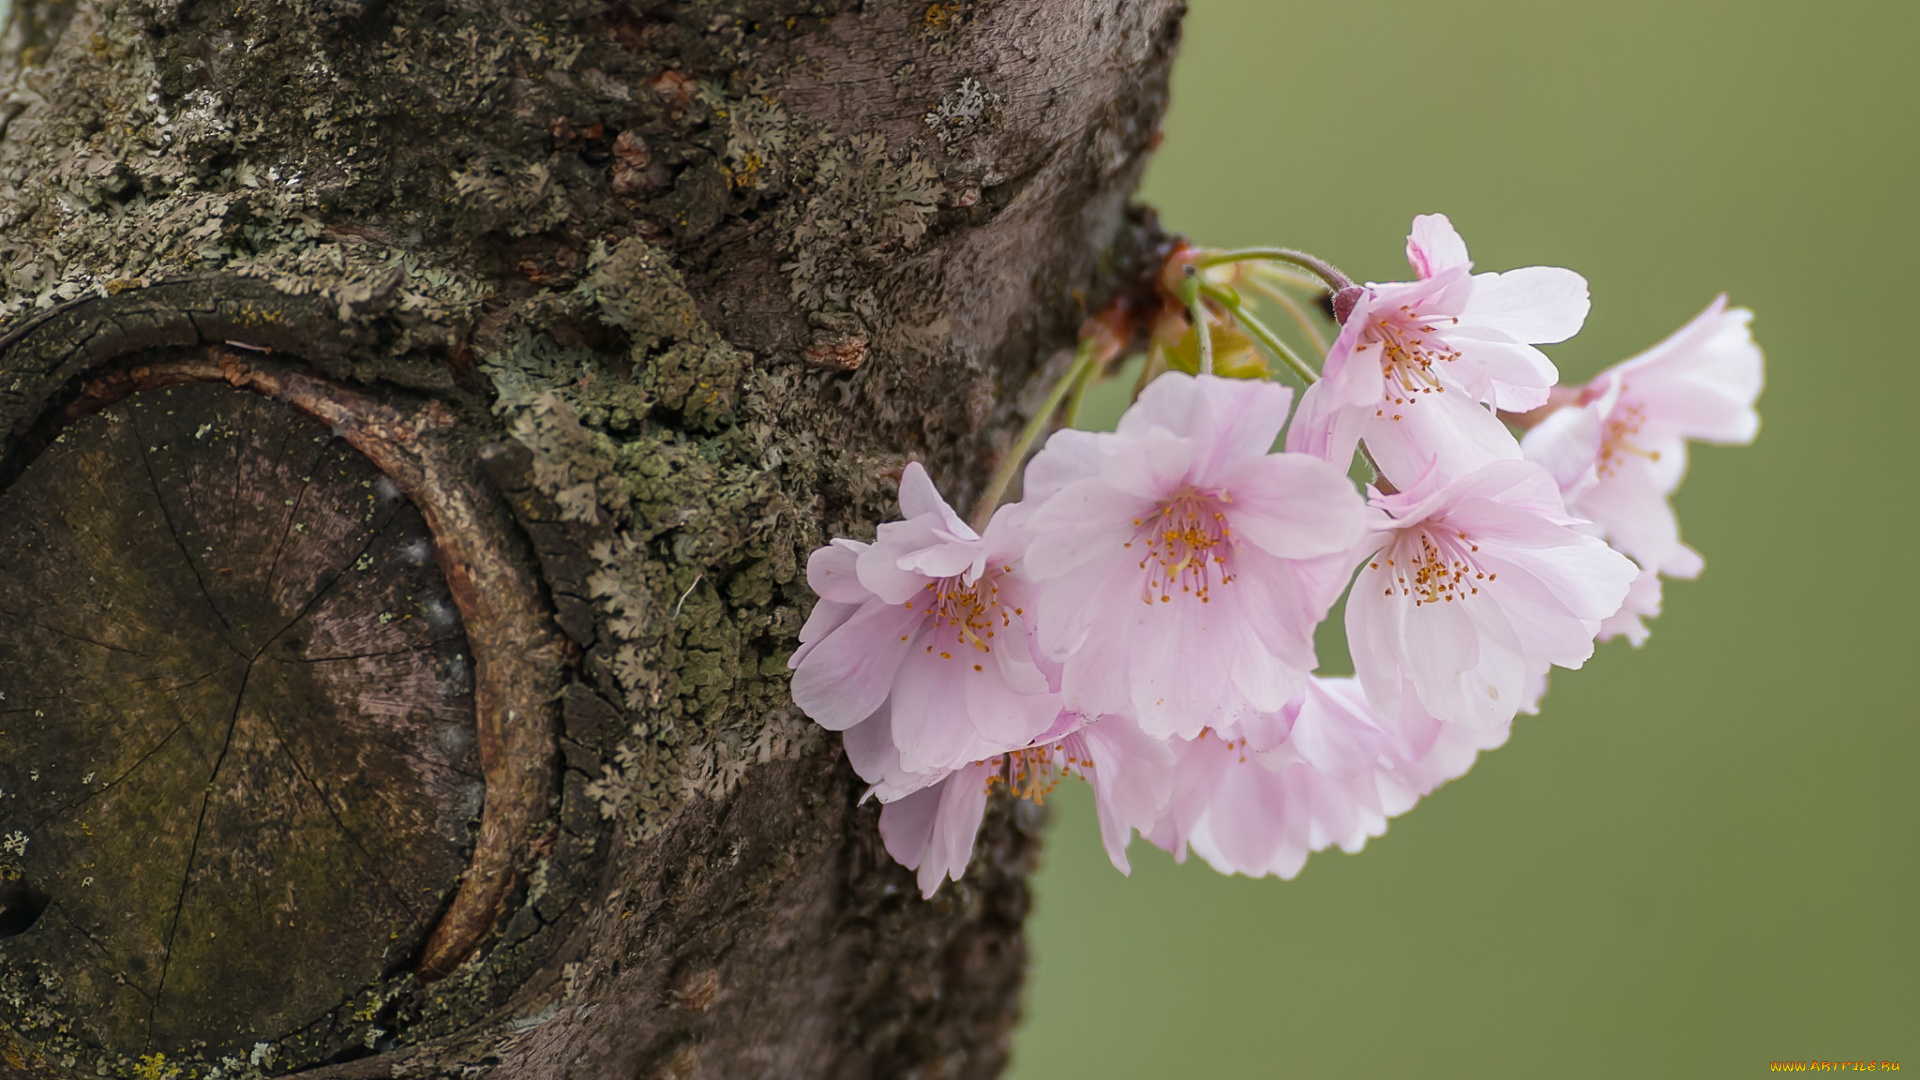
[1008,1,1917,1077]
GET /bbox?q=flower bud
[1330,285,1367,325]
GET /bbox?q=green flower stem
[1189,294,1214,375]
[969,335,1100,533]
[1062,340,1107,429]
[1195,247,1354,293]
[1249,262,1326,293]
[1198,281,1320,386]
[1177,271,1213,375]
[1244,276,1330,354]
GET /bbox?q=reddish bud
[1331,285,1366,325]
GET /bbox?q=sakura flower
[868,712,1175,897]
[1286,213,1590,487]
[1020,372,1367,740]
[1149,677,1508,879]
[1348,459,1638,728]
[789,463,1059,775]
[1521,295,1763,579]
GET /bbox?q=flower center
[1597,400,1661,477]
[1125,491,1234,604]
[911,570,1014,664]
[983,741,1086,804]
[1367,526,1494,606]
[1369,307,1460,416]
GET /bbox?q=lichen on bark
[0,0,1184,1075]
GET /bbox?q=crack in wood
[75,351,568,985]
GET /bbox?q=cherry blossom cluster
[791,214,1763,896]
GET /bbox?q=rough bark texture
[0,1,1181,1077]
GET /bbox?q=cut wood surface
[0,382,480,1053]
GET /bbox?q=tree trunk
[0,1,1180,1076]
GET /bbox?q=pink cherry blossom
[1286,213,1590,487]
[871,713,1175,897]
[1148,677,1509,879]
[1020,372,1367,740]
[789,463,1060,775]
[1521,295,1763,579]
[1347,459,1638,728]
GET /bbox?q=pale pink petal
[1436,598,1530,728]
[856,515,951,603]
[964,649,1062,749]
[1597,567,1663,647]
[790,601,923,730]
[790,597,859,668]
[894,539,982,581]
[1666,543,1704,579]
[1380,263,1475,319]
[1191,376,1294,475]
[1227,628,1309,718]
[1468,548,1612,669]
[1392,591,1486,721]
[1021,428,1105,504]
[1518,664,1550,716]
[986,614,1053,697]
[1645,435,1689,495]
[1080,717,1178,874]
[1572,453,1688,575]
[878,783,941,875]
[843,704,945,802]
[1358,391,1523,490]
[1319,327,1390,410]
[1217,453,1367,559]
[919,765,992,896]
[1234,708,1296,754]
[1407,213,1472,278]
[1190,752,1295,875]
[1225,548,1342,691]
[1125,590,1240,737]
[889,638,997,773]
[896,461,973,537]
[1021,477,1157,580]
[1282,376,1366,470]
[1150,732,1234,862]
[1467,511,1636,619]
[1097,426,1198,500]
[1460,266,1590,344]
[1613,296,1764,444]
[1442,458,1577,521]
[1346,555,1410,721]
[1288,679,1389,777]
[1120,373,1295,470]
[1521,401,1605,492]
[1029,556,1112,671]
[1450,337,1560,409]
[806,538,872,603]
[842,705,900,789]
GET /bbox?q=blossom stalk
[969,335,1102,533]
[1195,246,1355,294]
[1196,279,1320,385]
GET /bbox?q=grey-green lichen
[481,235,821,842]
[0,0,604,341]
[781,132,943,317]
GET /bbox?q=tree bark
[0,1,1181,1076]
